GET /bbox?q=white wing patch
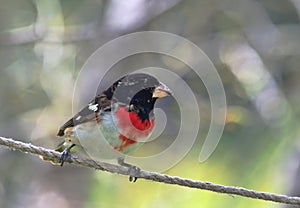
[88,103,99,112]
[75,115,81,121]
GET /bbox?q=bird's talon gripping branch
[130,166,141,182]
[118,158,141,182]
[59,144,76,166]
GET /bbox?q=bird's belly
[69,114,149,159]
[100,113,150,153]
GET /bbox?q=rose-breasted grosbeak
[56,73,172,181]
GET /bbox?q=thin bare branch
[0,136,299,206]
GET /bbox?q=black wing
[57,75,125,137]
[57,93,111,136]
[57,73,158,136]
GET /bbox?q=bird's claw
[118,158,141,182]
[59,144,75,166]
[128,166,141,182]
[59,149,70,166]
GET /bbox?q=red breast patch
[115,107,155,143]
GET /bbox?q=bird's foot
[59,144,76,166]
[118,158,141,182]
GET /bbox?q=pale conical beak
[153,82,172,98]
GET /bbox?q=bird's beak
[153,82,172,98]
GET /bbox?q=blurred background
[1,0,300,207]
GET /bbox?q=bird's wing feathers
[57,93,112,136]
[57,73,160,137]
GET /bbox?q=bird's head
[104,73,172,119]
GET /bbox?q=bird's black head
[104,73,172,120]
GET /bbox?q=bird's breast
[114,107,155,141]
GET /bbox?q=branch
[0,136,299,206]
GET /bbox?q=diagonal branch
[0,136,299,206]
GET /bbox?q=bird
[56,73,172,181]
